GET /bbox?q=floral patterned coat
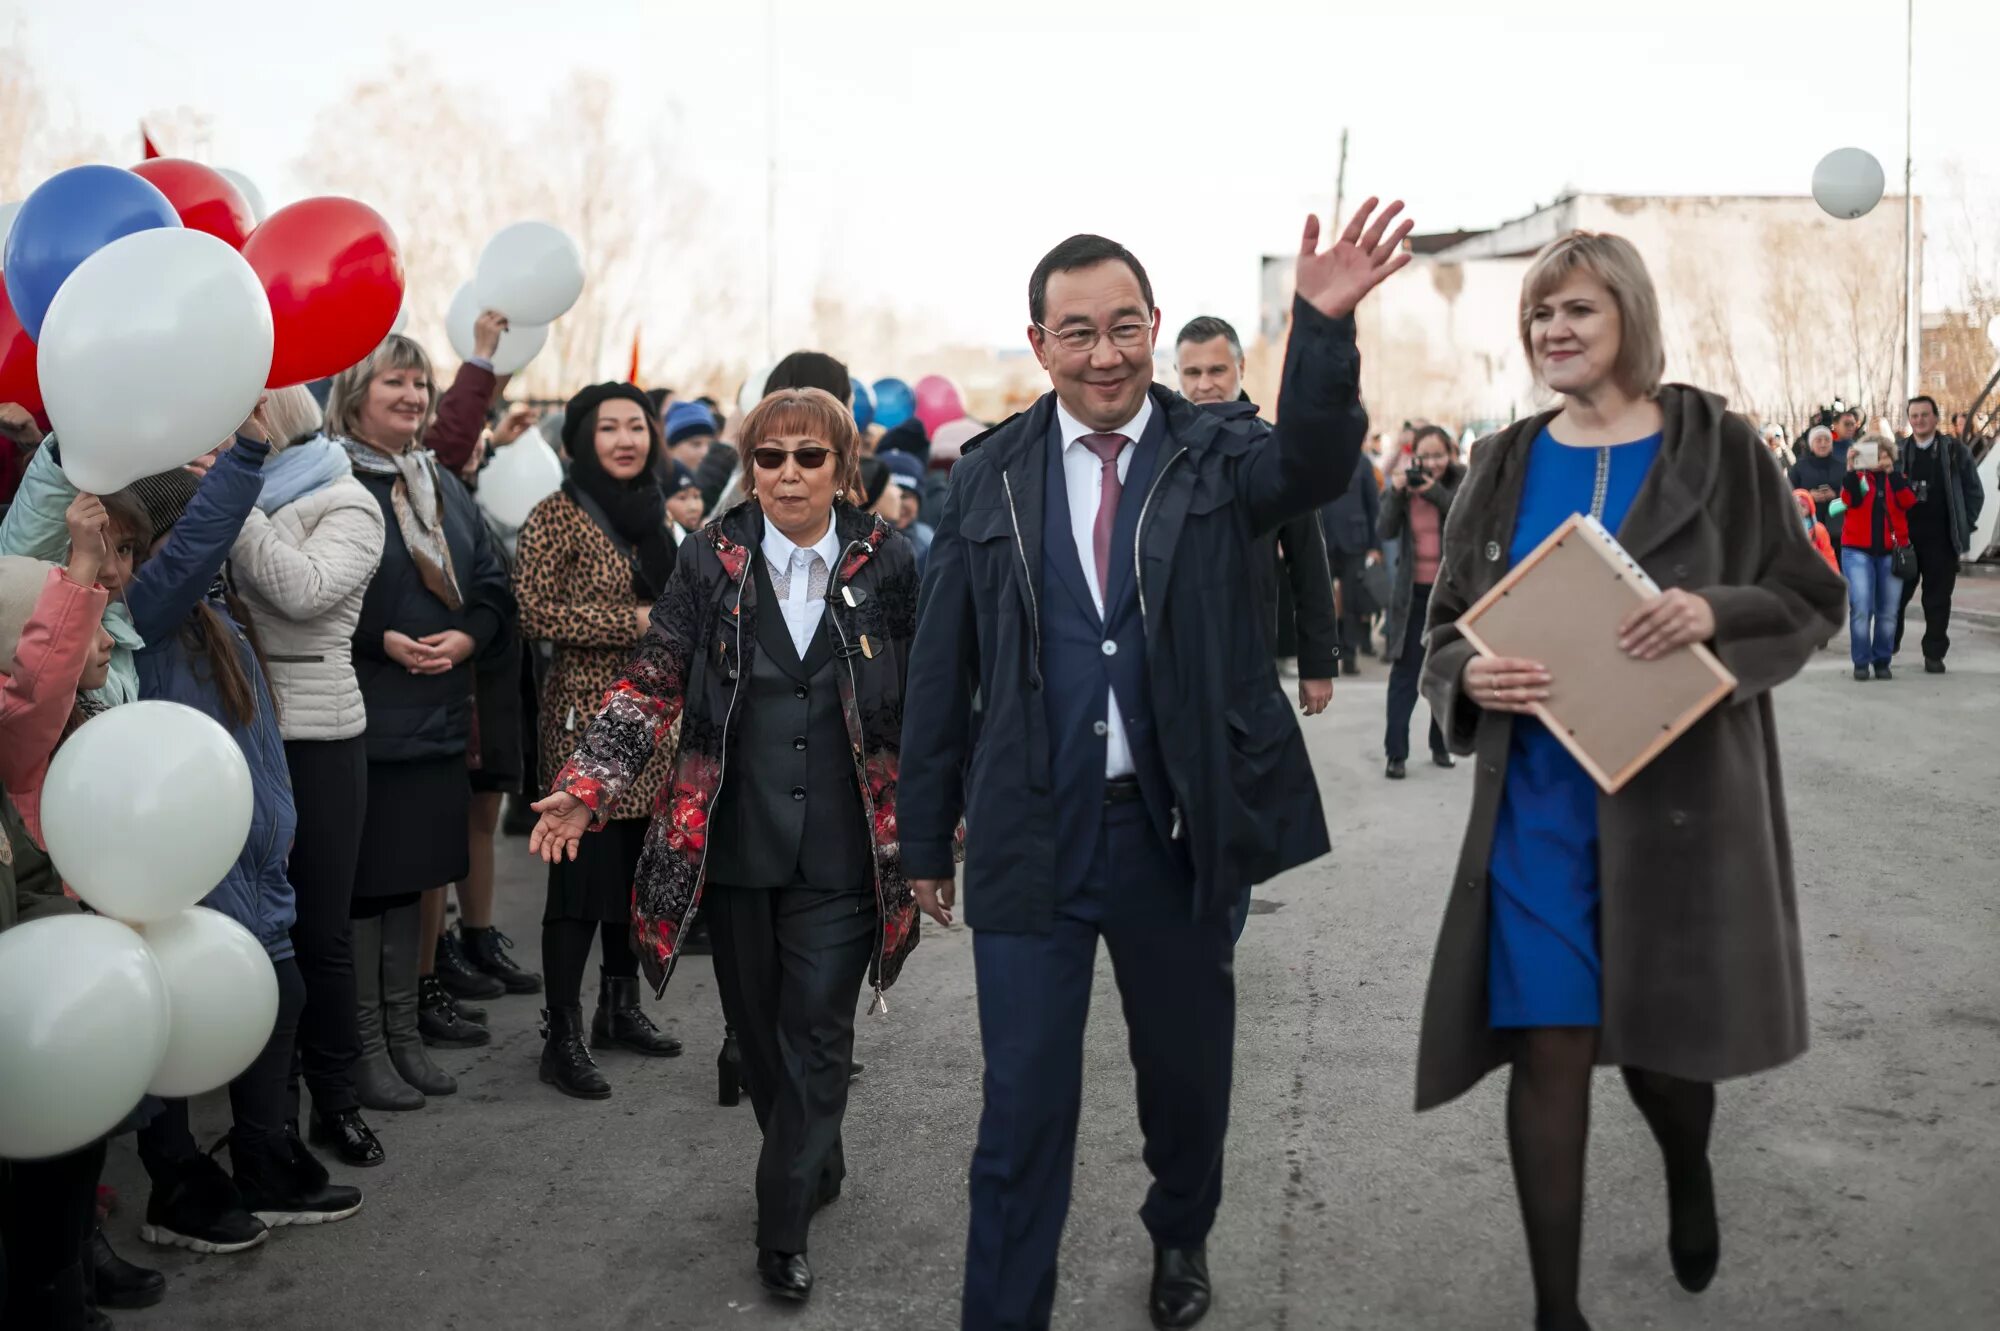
[552,500,923,1003]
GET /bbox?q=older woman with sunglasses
[528,387,922,1306]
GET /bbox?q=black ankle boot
[592,971,683,1056]
[307,1107,385,1167]
[1667,1156,1720,1292]
[90,1228,165,1309]
[419,975,493,1048]
[540,1006,611,1099]
[434,926,506,1000]
[460,924,543,994]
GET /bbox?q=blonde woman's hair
[260,384,325,453]
[1519,231,1665,399]
[323,334,438,447]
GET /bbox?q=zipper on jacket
[663,547,752,995]
[1133,446,1188,633]
[825,536,892,1017]
[1001,473,1044,688]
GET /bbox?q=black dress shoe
[1924,656,1946,674]
[1150,1244,1211,1328]
[433,928,506,1001]
[459,924,543,994]
[91,1228,165,1309]
[1385,758,1406,780]
[307,1107,385,1168]
[756,1249,813,1302]
[1431,750,1455,768]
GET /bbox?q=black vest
[704,551,870,892]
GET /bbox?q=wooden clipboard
[1454,513,1736,794]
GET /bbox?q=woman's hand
[1462,654,1551,714]
[1388,464,1409,491]
[529,790,591,864]
[64,494,109,585]
[238,395,272,443]
[911,877,955,928]
[473,310,509,360]
[383,629,434,672]
[0,402,43,448]
[1618,588,1716,661]
[492,402,538,447]
[417,629,477,672]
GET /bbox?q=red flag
[626,329,642,386]
[141,124,161,159]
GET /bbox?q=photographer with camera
[1377,425,1464,778]
[1893,396,1985,673]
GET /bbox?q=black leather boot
[1149,1243,1212,1328]
[351,914,425,1112]
[434,924,506,1001]
[384,903,456,1096]
[539,1006,611,1099]
[307,1107,384,1167]
[419,975,493,1048]
[459,924,543,994]
[90,1227,165,1309]
[592,971,683,1056]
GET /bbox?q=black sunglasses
[751,445,833,471]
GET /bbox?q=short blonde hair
[1519,231,1664,399]
[324,334,438,447]
[261,384,325,452]
[737,388,864,499]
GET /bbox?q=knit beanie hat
[879,416,929,464]
[667,459,700,496]
[879,449,924,490]
[664,400,719,447]
[0,555,61,673]
[123,467,201,543]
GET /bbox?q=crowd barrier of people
[0,194,1989,1331]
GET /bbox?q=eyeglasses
[751,445,833,471]
[1034,321,1153,354]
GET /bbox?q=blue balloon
[3,166,181,341]
[851,376,875,430]
[872,377,915,429]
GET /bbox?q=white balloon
[0,915,170,1160]
[140,907,279,1097]
[1812,147,1886,220]
[390,298,409,335]
[1986,314,2000,353]
[39,229,273,494]
[472,221,584,324]
[477,437,564,528]
[41,701,255,923]
[0,200,19,269]
[738,361,779,419]
[217,167,268,225]
[446,282,549,376]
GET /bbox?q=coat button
[1670,810,1687,827]
[1093,720,1108,737]
[1485,541,1502,561]
[1674,564,1688,579]
[1101,640,1118,657]
[793,736,807,751]
[791,786,807,801]
[794,685,808,699]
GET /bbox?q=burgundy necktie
[1078,432,1129,598]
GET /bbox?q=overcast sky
[14,0,1999,354]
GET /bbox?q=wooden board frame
[1454,513,1737,794]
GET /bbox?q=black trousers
[963,798,1235,1331]
[1385,582,1445,762]
[1326,548,1374,657]
[140,956,308,1176]
[1894,527,1958,661]
[704,882,875,1253]
[0,1138,106,1315]
[284,737,366,1118]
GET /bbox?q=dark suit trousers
[1894,526,1958,661]
[1326,547,1374,655]
[1385,583,1445,762]
[962,799,1236,1331]
[704,882,875,1254]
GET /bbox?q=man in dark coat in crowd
[1895,394,1986,672]
[1319,445,1381,672]
[1173,314,1341,714]
[900,199,1410,1331]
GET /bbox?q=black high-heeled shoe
[306,1107,385,1168]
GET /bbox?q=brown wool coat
[515,490,672,822]
[1414,385,1847,1111]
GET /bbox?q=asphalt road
[105,617,2000,1331]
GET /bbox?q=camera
[1406,464,1426,488]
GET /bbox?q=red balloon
[0,273,47,427]
[242,197,404,390]
[130,158,256,250]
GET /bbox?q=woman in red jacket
[1835,437,1917,681]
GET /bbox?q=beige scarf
[341,437,463,610]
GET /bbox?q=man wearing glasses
[901,199,1410,1330]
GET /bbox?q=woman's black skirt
[353,756,471,898]
[544,816,647,925]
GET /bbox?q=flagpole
[763,0,778,366]
[1901,0,1917,404]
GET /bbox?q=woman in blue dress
[1412,233,1844,1331]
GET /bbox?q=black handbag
[1891,540,1918,580]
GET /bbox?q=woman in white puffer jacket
[229,385,391,1166]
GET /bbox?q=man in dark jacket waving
[899,198,1410,1331]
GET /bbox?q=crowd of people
[0,190,1990,1331]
